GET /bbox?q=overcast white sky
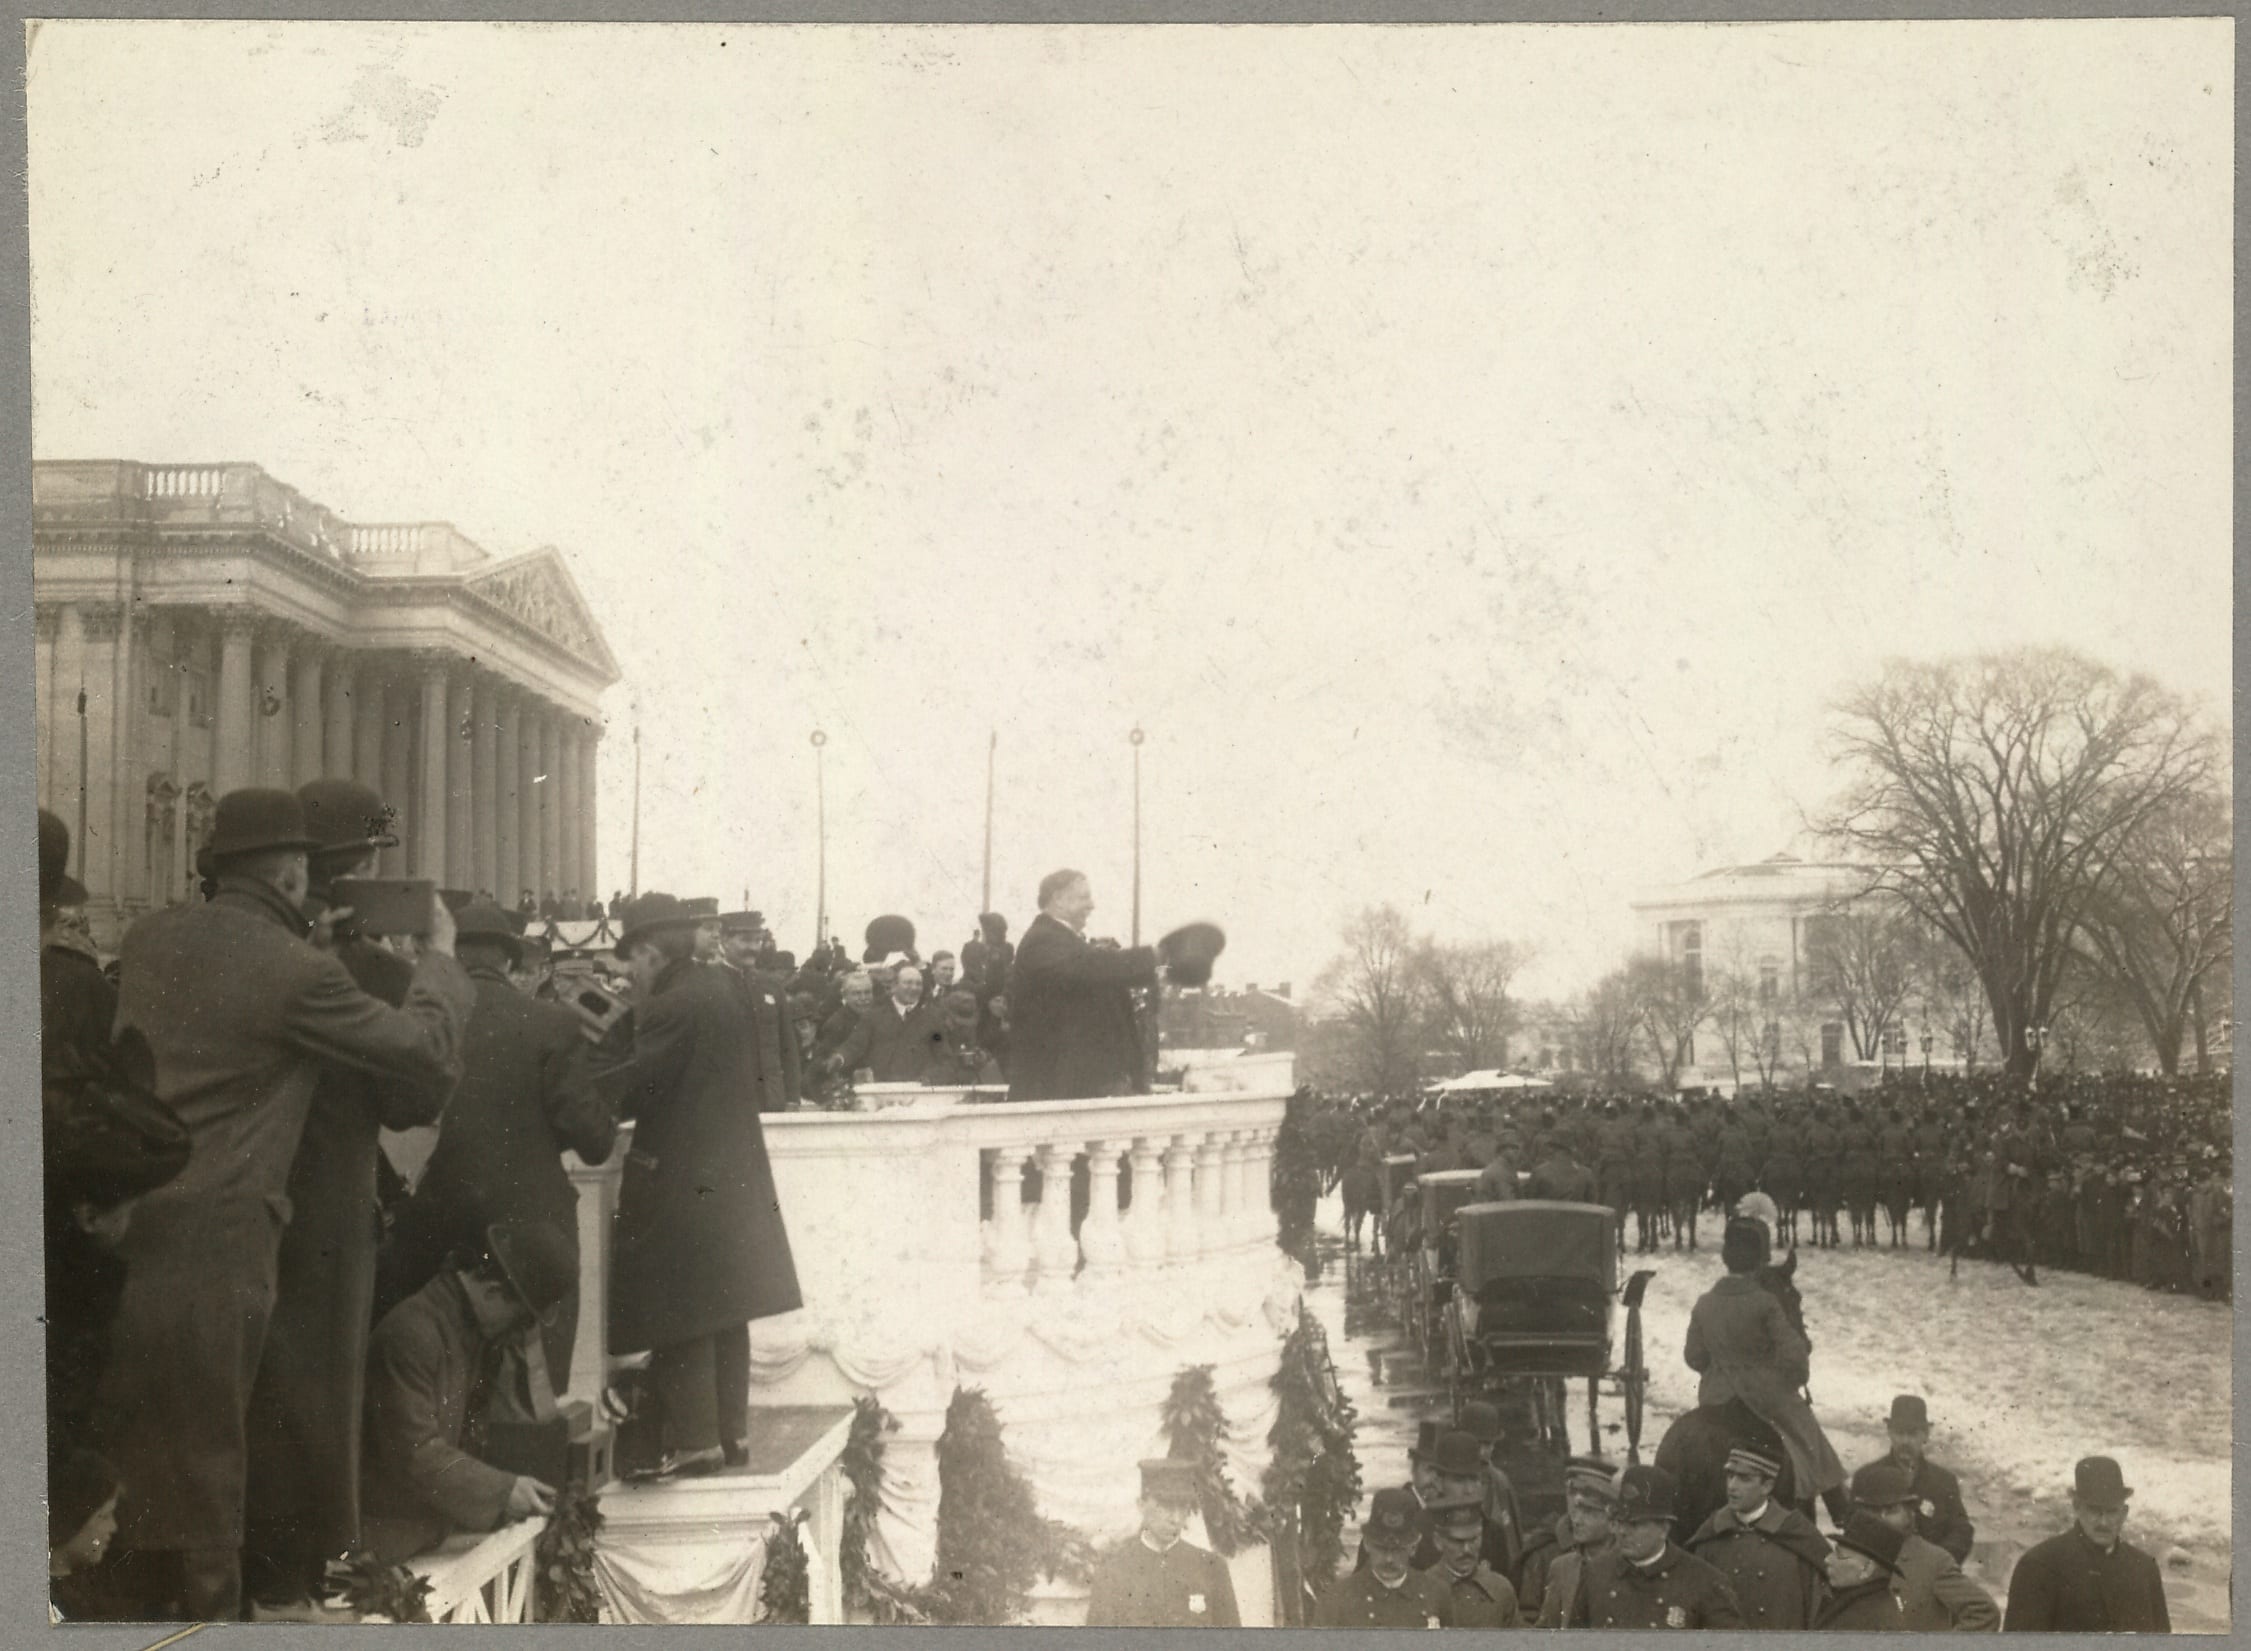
[28,20,2232,998]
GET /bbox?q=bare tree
[1626,955,1706,1091]
[1804,904,1921,1061]
[1308,905,1430,1097]
[1704,936,1765,1092]
[1567,968,1642,1083]
[1824,649,2217,1078]
[1415,939,1530,1072]
[2075,789,2233,1075]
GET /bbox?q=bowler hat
[486,1218,575,1318]
[1157,921,1227,988]
[1361,1487,1426,1550]
[1836,1509,1906,1573]
[615,891,700,955]
[1137,1458,1199,1506]
[1459,1401,1504,1446]
[1887,1395,1930,1432]
[454,901,525,963]
[2073,1456,2132,1509]
[203,788,322,862]
[1613,1464,1677,1524]
[37,809,87,907]
[297,778,398,856]
[1850,1460,1916,1509]
[1427,1430,1485,1479]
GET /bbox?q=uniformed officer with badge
[1421,1494,1522,1627]
[1316,1488,1454,1628]
[1565,1465,1745,1629]
[1856,1395,1976,1561]
[1084,1458,1241,1628]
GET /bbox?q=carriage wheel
[1622,1311,1647,1462]
[1585,1375,1601,1459]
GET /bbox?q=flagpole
[1129,726,1144,947]
[981,729,996,915]
[628,720,642,897]
[812,730,829,948]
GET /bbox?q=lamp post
[1128,726,1145,948]
[981,729,996,917]
[628,720,642,898]
[811,730,829,949]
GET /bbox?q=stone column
[1241,1126,1277,1247]
[352,658,387,796]
[325,652,358,784]
[1220,1130,1248,1240]
[580,729,600,902]
[472,676,499,897]
[497,689,523,905]
[34,608,57,807]
[445,669,474,890]
[254,627,292,788]
[514,701,539,908]
[557,721,582,909]
[212,611,256,799]
[415,657,451,882]
[80,605,125,906]
[289,643,326,786]
[380,675,414,877]
[981,1147,1031,1292]
[1030,1143,1080,1291]
[1125,1138,1169,1270]
[533,709,557,904]
[1165,1134,1200,1265]
[1079,1140,1127,1279]
[112,604,146,907]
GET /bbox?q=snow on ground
[1631,1239,2233,1558]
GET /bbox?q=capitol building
[32,460,620,941]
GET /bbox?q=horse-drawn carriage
[1405,1169,1486,1359]
[1441,1200,1656,1462]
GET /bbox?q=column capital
[80,602,128,643]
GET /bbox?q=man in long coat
[241,779,449,1612]
[592,893,803,1475]
[97,788,474,1622]
[1685,1444,1829,1628]
[2002,1456,2168,1632]
[1850,1459,1999,1630]
[1564,1466,1745,1629]
[377,901,618,1388]
[1083,1459,1240,1627]
[1005,869,1159,1102]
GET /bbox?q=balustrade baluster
[1030,1142,1080,1291]
[1079,1139,1127,1279]
[1194,1134,1228,1259]
[1124,1138,1168,1270]
[981,1146,1031,1292]
[1165,1133,1200,1265]
[1245,1126,1277,1246]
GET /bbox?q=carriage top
[1455,1200,1619,1291]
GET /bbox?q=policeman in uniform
[1684,1444,1828,1629]
[1849,1459,1999,1630]
[1526,1455,1619,1625]
[1316,1488,1454,1628]
[1084,1458,1240,1628]
[1858,1395,1975,1561]
[1564,1465,1745,1629]
[1421,1494,1521,1627]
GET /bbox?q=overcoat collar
[213,874,312,937]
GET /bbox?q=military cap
[1137,1458,1199,1505]
[1361,1487,1426,1550]
[1724,1444,1783,1481]
[720,909,765,934]
[1563,1454,1620,1503]
[1613,1464,1677,1524]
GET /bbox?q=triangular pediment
[466,548,620,681]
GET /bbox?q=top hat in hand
[1156,922,1226,988]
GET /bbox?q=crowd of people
[39,772,1223,1623]
[1312,1070,2233,1297]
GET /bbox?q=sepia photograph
[20,14,2234,1630]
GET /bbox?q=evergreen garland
[1158,1364,1266,1556]
[1261,1300,1362,1599]
[839,1394,937,1623]
[327,1553,433,1623]
[925,1386,1086,1624]
[533,1483,606,1623]
[758,1508,812,1624]
[1271,1087,1325,1271]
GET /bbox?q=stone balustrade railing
[561,1087,1291,1415]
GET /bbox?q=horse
[1340,1155,1381,1253]
[1652,1396,1803,1547]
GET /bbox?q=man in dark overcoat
[1005,869,1159,1102]
[377,901,617,1388]
[240,779,452,1612]
[1566,1466,1745,1629]
[1083,1458,1241,1627]
[1684,1443,1828,1628]
[1856,1394,1976,1561]
[1850,1459,1999,1629]
[828,962,945,1084]
[592,893,803,1476]
[96,788,474,1622]
[2002,1456,2169,1632]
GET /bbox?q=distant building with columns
[33,460,620,944]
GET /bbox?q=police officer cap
[1563,1454,1621,1502]
[1849,1460,1916,1509]
[1613,1464,1677,1524]
[1362,1487,1426,1550]
[1427,1494,1484,1531]
[1137,1458,1199,1505]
